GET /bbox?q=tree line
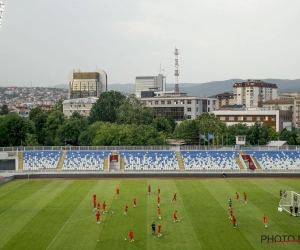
[0,90,300,147]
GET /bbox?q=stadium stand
[23,151,62,171]
[62,150,111,171]
[181,150,240,170]
[244,150,300,170]
[117,150,180,171]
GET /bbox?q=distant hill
[54,79,300,97]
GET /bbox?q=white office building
[135,74,166,98]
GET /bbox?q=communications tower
[174,47,180,92]
[0,2,4,28]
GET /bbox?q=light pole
[21,139,22,147]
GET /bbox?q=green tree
[165,115,176,133]
[53,99,64,112]
[288,136,295,145]
[88,91,126,124]
[25,133,39,146]
[173,120,199,144]
[116,94,155,125]
[296,132,300,144]
[0,104,9,115]
[152,115,172,135]
[58,118,83,145]
[44,110,65,146]
[0,113,35,146]
[28,107,43,121]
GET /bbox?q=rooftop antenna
[174,46,180,92]
[0,2,4,29]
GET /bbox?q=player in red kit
[93,200,97,211]
[97,201,101,212]
[158,207,161,219]
[173,211,179,222]
[96,211,101,224]
[133,197,136,208]
[148,184,151,195]
[232,216,237,228]
[158,187,160,195]
[243,193,247,202]
[116,188,120,199]
[229,208,233,219]
[93,194,96,202]
[128,230,134,242]
[124,204,128,215]
[171,193,177,203]
[236,192,239,202]
[158,223,162,237]
[263,214,268,228]
[158,195,161,207]
[102,201,106,213]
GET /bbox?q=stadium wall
[11,172,300,180]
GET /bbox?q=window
[246,116,252,121]
[196,107,198,112]
[229,116,234,121]
[264,116,268,121]
[238,116,243,121]
[187,107,191,112]
[155,101,158,105]
[271,116,275,121]
[220,116,226,121]
[180,100,185,104]
[149,101,152,105]
[174,100,178,104]
[256,116,260,121]
[161,101,165,104]
[187,115,191,119]
[187,100,192,104]
[167,100,171,104]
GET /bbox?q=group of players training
[92,185,179,243]
[228,192,268,229]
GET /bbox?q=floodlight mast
[0,2,4,29]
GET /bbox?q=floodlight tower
[174,47,180,92]
[0,2,4,29]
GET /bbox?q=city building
[215,92,235,109]
[233,80,278,108]
[135,74,166,98]
[294,98,300,129]
[68,69,107,99]
[277,91,300,99]
[62,97,98,118]
[142,95,217,122]
[213,108,292,132]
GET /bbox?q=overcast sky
[0,0,300,87]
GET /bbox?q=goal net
[279,191,300,216]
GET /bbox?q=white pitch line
[250,180,277,198]
[46,189,92,250]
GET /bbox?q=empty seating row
[118,150,180,171]
[181,150,240,170]
[245,150,300,170]
[62,150,111,171]
[23,151,62,171]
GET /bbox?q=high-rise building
[233,80,277,108]
[68,69,107,99]
[135,74,166,98]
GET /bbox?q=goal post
[279,191,300,216]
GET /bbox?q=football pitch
[0,178,300,250]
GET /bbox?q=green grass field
[0,178,300,250]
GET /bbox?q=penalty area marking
[46,189,93,250]
[250,180,277,198]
